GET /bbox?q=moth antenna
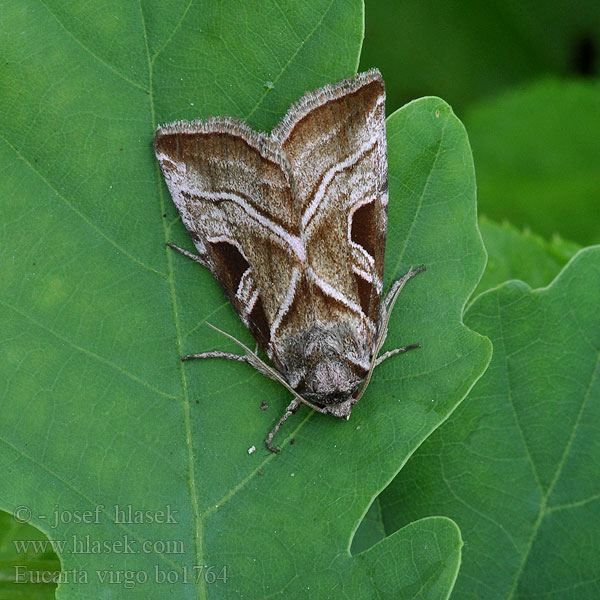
[166,242,210,269]
[382,264,426,313]
[265,398,301,453]
[204,322,327,414]
[353,265,426,402]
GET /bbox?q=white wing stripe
[301,133,378,231]
[189,189,306,262]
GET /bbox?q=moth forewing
[154,69,424,452]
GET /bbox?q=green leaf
[351,500,386,555]
[359,0,600,115]
[475,217,581,297]
[1,2,491,597]
[375,247,600,598]
[466,79,600,245]
[0,511,60,599]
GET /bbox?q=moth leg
[354,265,426,403]
[374,343,420,367]
[182,350,253,363]
[181,350,279,382]
[265,398,301,453]
[382,264,426,312]
[375,264,426,351]
[166,242,209,268]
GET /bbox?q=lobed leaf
[376,247,600,599]
[0,1,491,597]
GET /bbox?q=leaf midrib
[0,131,166,279]
[138,0,207,598]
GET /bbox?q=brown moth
[154,69,424,452]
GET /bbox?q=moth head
[280,323,369,415]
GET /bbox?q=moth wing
[271,69,387,349]
[154,119,305,361]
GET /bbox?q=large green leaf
[466,79,600,245]
[375,247,600,598]
[359,0,600,115]
[1,2,491,597]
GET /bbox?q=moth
[154,69,424,452]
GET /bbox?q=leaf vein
[243,0,337,122]
[150,0,195,64]
[37,0,147,91]
[0,298,177,400]
[506,329,600,598]
[389,112,449,279]
[0,133,167,279]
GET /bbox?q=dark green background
[360,0,600,245]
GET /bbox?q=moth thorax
[280,322,369,411]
